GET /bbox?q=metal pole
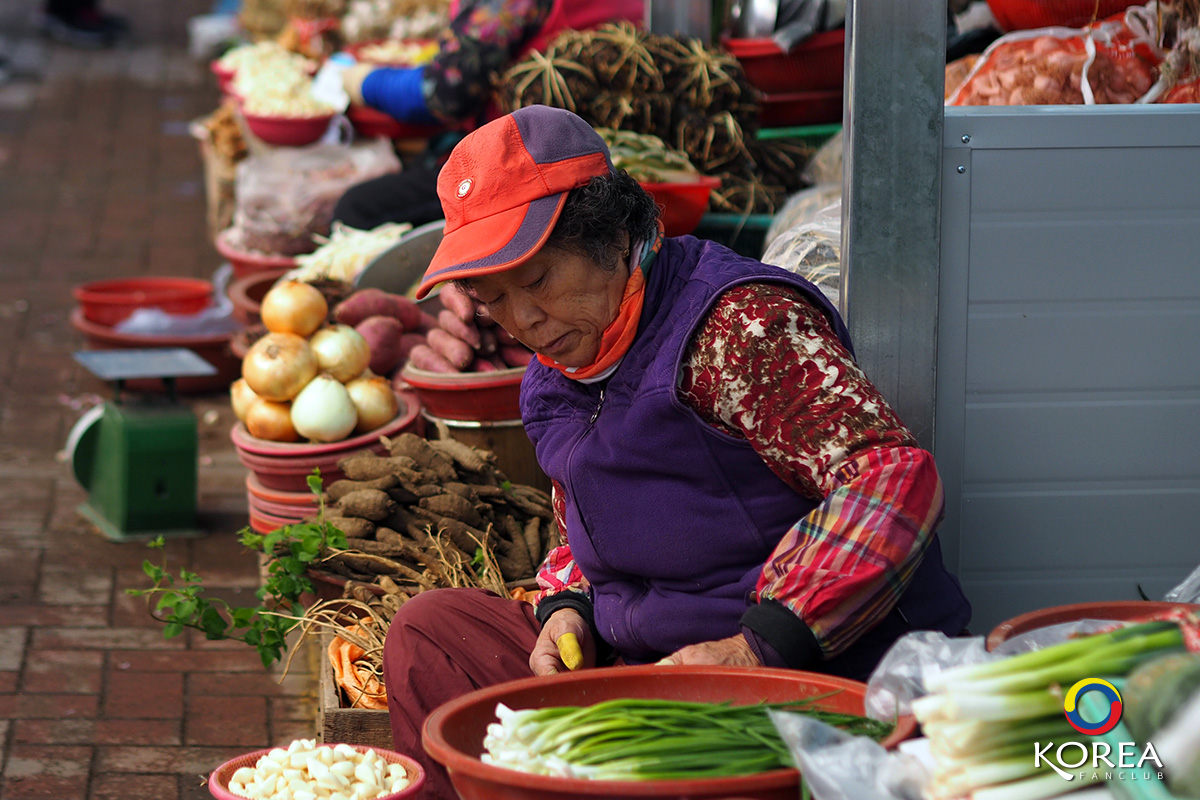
[841,0,946,450]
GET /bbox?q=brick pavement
[0,1,320,798]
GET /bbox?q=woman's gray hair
[545,170,661,272]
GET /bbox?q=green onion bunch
[912,619,1186,800]
[481,695,893,780]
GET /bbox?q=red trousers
[382,588,540,800]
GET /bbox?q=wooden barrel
[423,413,551,495]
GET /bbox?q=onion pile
[231,280,400,443]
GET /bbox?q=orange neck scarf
[538,227,663,383]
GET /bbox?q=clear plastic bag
[114,264,243,336]
[1164,561,1200,603]
[762,195,842,308]
[946,11,1162,107]
[228,137,400,256]
[769,711,932,800]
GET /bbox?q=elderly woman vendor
[384,105,971,796]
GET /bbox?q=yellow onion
[244,398,299,442]
[345,372,400,433]
[242,332,318,402]
[290,373,358,442]
[309,324,371,383]
[230,377,259,422]
[260,280,328,337]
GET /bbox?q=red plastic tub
[986,0,1133,32]
[231,389,421,491]
[74,277,214,326]
[986,600,1200,651]
[208,744,425,800]
[70,308,238,394]
[399,364,525,422]
[242,111,335,148]
[759,89,844,128]
[346,105,443,141]
[423,664,916,800]
[641,176,722,237]
[724,29,845,93]
[215,228,298,279]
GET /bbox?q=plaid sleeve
[680,283,942,658]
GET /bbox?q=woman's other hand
[342,63,377,106]
[531,608,595,675]
[656,634,762,667]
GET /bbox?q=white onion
[260,280,328,337]
[345,373,400,434]
[242,332,318,402]
[230,378,259,422]
[244,398,299,442]
[309,324,371,383]
[290,373,358,442]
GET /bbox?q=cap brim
[416,192,567,299]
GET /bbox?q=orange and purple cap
[415,105,614,299]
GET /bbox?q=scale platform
[68,348,217,542]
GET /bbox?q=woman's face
[464,244,628,368]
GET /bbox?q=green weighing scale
[67,347,216,542]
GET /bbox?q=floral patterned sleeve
[423,0,553,122]
[680,283,944,659]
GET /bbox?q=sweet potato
[477,327,498,355]
[427,327,474,370]
[335,288,423,329]
[355,315,406,375]
[407,343,458,373]
[498,345,534,368]
[437,309,482,349]
[470,357,498,373]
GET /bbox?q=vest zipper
[587,388,606,425]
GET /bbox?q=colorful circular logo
[1063,678,1123,735]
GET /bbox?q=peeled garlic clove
[330,760,356,778]
[333,743,358,760]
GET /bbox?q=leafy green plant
[127,470,347,667]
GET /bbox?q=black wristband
[535,591,594,628]
[740,598,823,670]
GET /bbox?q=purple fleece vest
[521,237,966,663]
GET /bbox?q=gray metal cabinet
[933,105,1200,631]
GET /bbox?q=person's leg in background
[42,0,129,48]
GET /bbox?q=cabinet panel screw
[961,134,971,143]
[957,165,966,174]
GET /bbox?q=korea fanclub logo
[1034,679,1164,782]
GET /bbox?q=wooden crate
[317,631,393,749]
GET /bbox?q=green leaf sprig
[126,469,347,667]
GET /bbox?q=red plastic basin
[215,228,298,279]
[724,29,845,93]
[231,389,421,491]
[641,176,722,237]
[74,277,214,326]
[208,744,425,800]
[986,0,1133,32]
[399,364,525,422]
[70,308,238,394]
[759,89,844,128]
[986,600,1200,651]
[242,111,335,148]
[422,664,916,800]
[346,105,443,141]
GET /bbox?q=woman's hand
[656,634,761,667]
[341,63,377,106]
[530,608,596,675]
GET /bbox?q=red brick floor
[0,2,320,798]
